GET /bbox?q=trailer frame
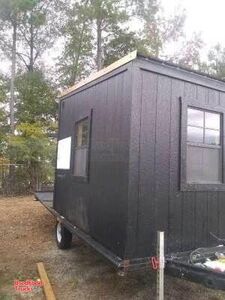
[35,191,152,272]
[35,191,225,290]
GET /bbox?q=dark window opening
[74,118,89,178]
[187,107,222,184]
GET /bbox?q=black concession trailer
[36,51,225,289]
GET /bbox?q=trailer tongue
[35,191,225,290]
[166,247,225,290]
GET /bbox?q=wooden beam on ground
[37,262,56,300]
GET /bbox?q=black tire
[55,221,72,249]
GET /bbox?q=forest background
[0,0,224,194]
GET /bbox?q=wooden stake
[37,262,56,300]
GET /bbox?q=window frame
[187,108,221,146]
[72,110,92,182]
[180,98,225,191]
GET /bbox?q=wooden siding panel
[207,192,219,244]
[57,57,225,261]
[168,79,184,253]
[55,69,132,259]
[197,85,209,106]
[134,63,225,257]
[126,67,143,258]
[181,192,196,250]
[181,82,198,250]
[208,89,220,107]
[155,76,172,240]
[136,71,158,257]
[195,192,208,247]
[89,76,129,253]
[133,61,225,258]
[195,84,209,248]
[218,192,225,239]
[219,92,225,108]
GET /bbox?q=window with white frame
[187,107,222,184]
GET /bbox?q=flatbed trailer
[36,191,225,290]
[35,52,225,291]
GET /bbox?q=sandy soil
[0,196,225,300]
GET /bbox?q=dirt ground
[0,197,225,300]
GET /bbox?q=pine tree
[17,0,58,72]
[207,44,225,80]
[0,0,37,132]
[134,0,186,57]
[15,70,57,125]
[57,0,92,87]
[89,0,128,70]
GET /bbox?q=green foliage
[0,75,7,103]
[8,122,56,192]
[17,0,59,71]
[0,0,37,21]
[90,0,128,34]
[58,0,130,82]
[58,0,187,84]
[171,33,204,69]
[103,31,148,66]
[57,1,92,86]
[134,0,186,57]
[0,0,207,195]
[15,70,57,124]
[0,0,57,192]
[90,0,128,69]
[0,76,9,155]
[9,122,51,162]
[10,71,57,193]
[0,0,38,51]
[207,44,225,80]
[0,0,58,71]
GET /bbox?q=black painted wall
[125,57,225,259]
[54,65,133,258]
[54,55,225,261]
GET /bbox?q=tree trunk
[96,19,102,70]
[29,15,34,72]
[73,21,87,83]
[73,0,90,83]
[10,22,17,134]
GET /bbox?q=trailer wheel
[55,221,72,249]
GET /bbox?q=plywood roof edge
[59,50,137,99]
[137,52,225,86]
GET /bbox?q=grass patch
[14,270,27,281]
[70,277,79,289]
[0,274,12,289]
[0,293,12,300]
